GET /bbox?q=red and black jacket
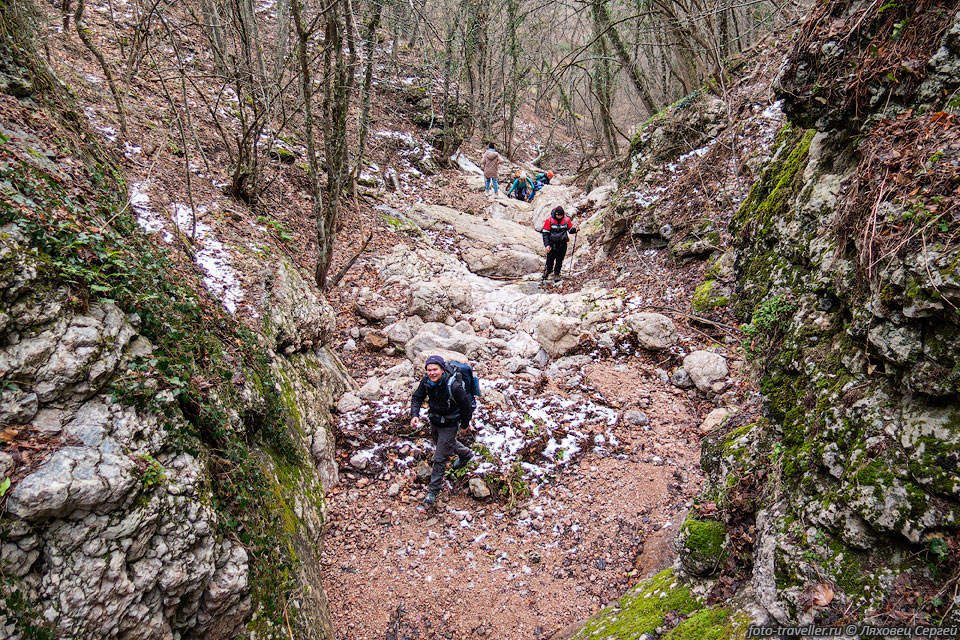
[541,215,575,246]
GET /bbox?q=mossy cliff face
[728,2,960,625]
[0,5,348,638]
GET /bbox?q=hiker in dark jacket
[410,355,474,507]
[541,206,577,280]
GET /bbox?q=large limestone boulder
[624,312,678,350]
[408,278,473,322]
[506,331,541,359]
[534,314,582,358]
[586,185,615,208]
[384,315,425,345]
[474,285,623,335]
[263,257,336,353]
[406,323,487,360]
[682,350,729,393]
[406,203,544,277]
[486,195,534,225]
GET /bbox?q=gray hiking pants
[429,421,471,494]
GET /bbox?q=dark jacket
[542,214,576,246]
[411,371,474,426]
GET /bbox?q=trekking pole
[567,224,578,273]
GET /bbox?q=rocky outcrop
[407,278,473,322]
[563,3,960,636]
[406,203,544,277]
[0,227,349,638]
[721,1,960,625]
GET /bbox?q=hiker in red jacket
[541,206,577,280]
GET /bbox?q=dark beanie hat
[552,206,565,217]
[425,355,446,369]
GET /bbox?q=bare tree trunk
[316,0,356,288]
[352,0,383,183]
[273,0,292,83]
[504,0,520,156]
[201,0,228,74]
[75,0,128,140]
[292,0,325,285]
[590,2,619,158]
[592,0,658,116]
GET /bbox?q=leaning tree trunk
[592,0,658,116]
[75,0,128,140]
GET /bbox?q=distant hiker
[507,170,534,202]
[535,170,554,185]
[410,355,475,507]
[481,143,502,195]
[541,206,577,280]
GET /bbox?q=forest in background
[16,0,807,286]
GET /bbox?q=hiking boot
[451,453,473,471]
[541,271,549,280]
[423,490,438,507]
[552,273,561,281]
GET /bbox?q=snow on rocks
[451,150,483,175]
[172,203,244,314]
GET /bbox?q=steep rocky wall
[0,5,348,638]
[549,3,960,637]
[729,0,960,623]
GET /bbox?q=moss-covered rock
[676,515,727,576]
[662,606,750,640]
[691,279,731,314]
[569,569,702,640]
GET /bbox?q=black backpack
[445,360,482,409]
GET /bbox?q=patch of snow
[172,203,244,314]
[762,100,784,119]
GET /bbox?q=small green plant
[741,294,797,362]
[877,0,902,13]
[927,536,949,564]
[770,442,784,464]
[138,454,166,489]
[256,215,294,243]
[891,18,909,41]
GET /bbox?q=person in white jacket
[480,143,502,195]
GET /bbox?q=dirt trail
[320,185,711,638]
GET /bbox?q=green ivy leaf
[0,477,11,497]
